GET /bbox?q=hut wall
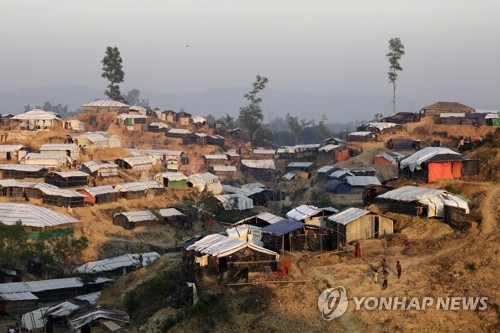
[95,193,118,205]
[44,175,89,188]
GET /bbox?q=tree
[101,46,125,102]
[287,114,302,144]
[387,37,405,114]
[124,89,141,105]
[238,75,269,146]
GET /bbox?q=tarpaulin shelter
[374,152,405,165]
[286,205,338,226]
[44,171,89,188]
[77,185,119,205]
[398,147,477,182]
[114,181,163,199]
[376,186,469,218]
[0,164,47,179]
[262,220,335,253]
[386,138,414,150]
[75,252,160,276]
[68,307,129,332]
[155,172,188,188]
[80,160,119,178]
[187,172,223,194]
[186,234,279,272]
[326,208,393,247]
[324,180,352,194]
[348,131,376,142]
[113,210,158,230]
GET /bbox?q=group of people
[373,259,402,290]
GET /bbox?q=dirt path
[478,182,499,237]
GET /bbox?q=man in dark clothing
[381,258,388,271]
[396,261,402,279]
[382,270,388,290]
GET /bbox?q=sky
[1,0,499,108]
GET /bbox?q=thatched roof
[421,102,474,113]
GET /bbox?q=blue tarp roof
[261,219,304,235]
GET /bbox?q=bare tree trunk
[392,81,396,114]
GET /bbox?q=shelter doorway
[371,216,380,238]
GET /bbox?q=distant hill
[0,84,429,122]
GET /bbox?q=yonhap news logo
[317,286,349,321]
[317,286,489,320]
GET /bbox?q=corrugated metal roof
[187,234,278,258]
[399,147,462,171]
[115,210,158,222]
[0,164,45,172]
[51,171,89,178]
[349,131,374,136]
[82,185,119,196]
[319,144,341,152]
[212,165,237,172]
[25,153,64,160]
[214,194,254,210]
[12,109,60,121]
[204,154,228,160]
[40,143,78,151]
[287,205,320,221]
[439,113,466,118]
[0,145,25,152]
[149,122,168,128]
[256,212,286,224]
[377,186,446,202]
[0,203,80,228]
[155,172,188,181]
[114,181,163,192]
[253,149,276,154]
[262,219,304,235]
[74,133,108,142]
[327,207,370,225]
[83,100,129,107]
[366,122,398,130]
[375,152,405,164]
[0,291,38,301]
[34,183,86,198]
[241,159,276,170]
[168,128,192,134]
[287,162,313,168]
[75,291,101,304]
[119,156,155,166]
[345,176,381,186]
[82,161,118,173]
[317,166,335,173]
[329,170,354,179]
[117,114,147,119]
[75,252,160,273]
[158,208,186,217]
[282,171,300,180]
[294,144,320,150]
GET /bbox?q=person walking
[381,258,388,271]
[396,261,402,279]
[373,270,379,284]
[382,269,388,290]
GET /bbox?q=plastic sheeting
[187,173,223,194]
[187,234,278,259]
[214,194,254,210]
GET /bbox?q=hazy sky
[2,0,499,106]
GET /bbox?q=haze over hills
[0,84,443,122]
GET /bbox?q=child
[373,269,379,284]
